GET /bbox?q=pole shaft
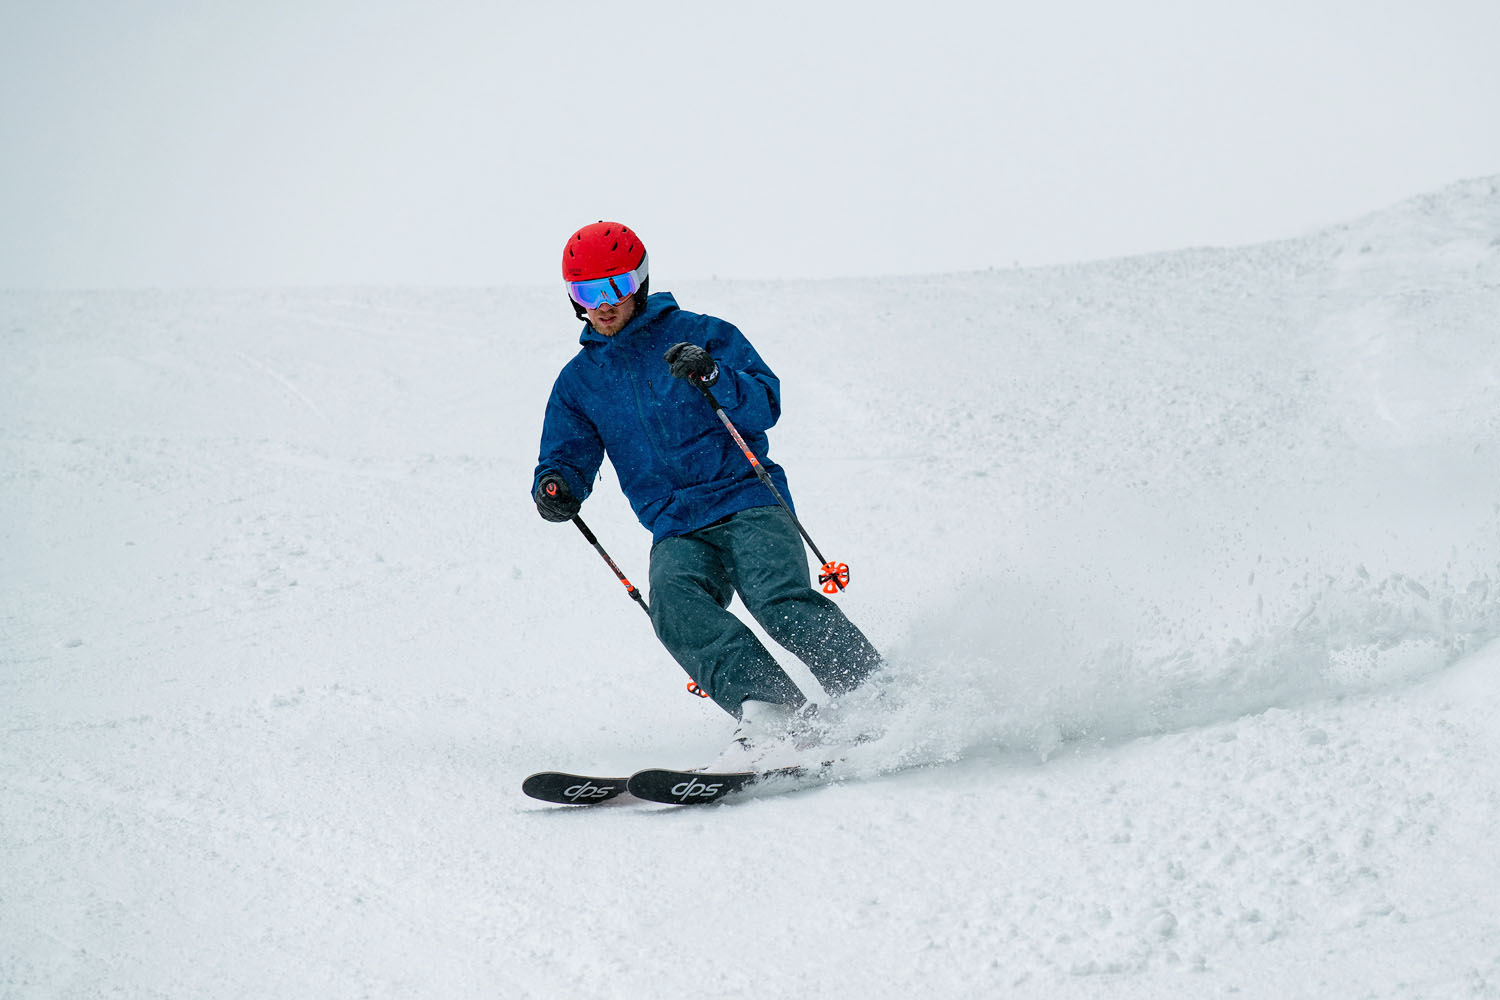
[698,384,843,590]
[571,514,650,616]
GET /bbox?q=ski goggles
[566,254,649,310]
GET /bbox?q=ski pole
[569,514,711,700]
[693,382,850,594]
[570,514,650,617]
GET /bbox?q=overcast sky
[3,0,1499,290]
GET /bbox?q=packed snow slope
[4,176,1500,999]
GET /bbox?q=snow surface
[4,177,1500,998]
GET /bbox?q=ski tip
[522,771,629,805]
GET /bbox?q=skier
[532,221,882,764]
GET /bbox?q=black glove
[663,342,720,387]
[533,474,580,522]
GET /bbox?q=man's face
[584,292,636,336]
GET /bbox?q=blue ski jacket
[533,292,793,543]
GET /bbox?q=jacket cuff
[708,366,741,408]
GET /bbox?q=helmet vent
[561,220,646,281]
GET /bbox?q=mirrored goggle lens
[567,271,640,309]
[566,259,646,309]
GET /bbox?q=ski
[521,771,631,805]
[626,762,828,805]
[525,757,848,807]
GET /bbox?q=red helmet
[562,221,647,281]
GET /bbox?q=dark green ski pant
[648,505,881,717]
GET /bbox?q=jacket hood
[578,292,679,347]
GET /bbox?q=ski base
[521,771,630,805]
